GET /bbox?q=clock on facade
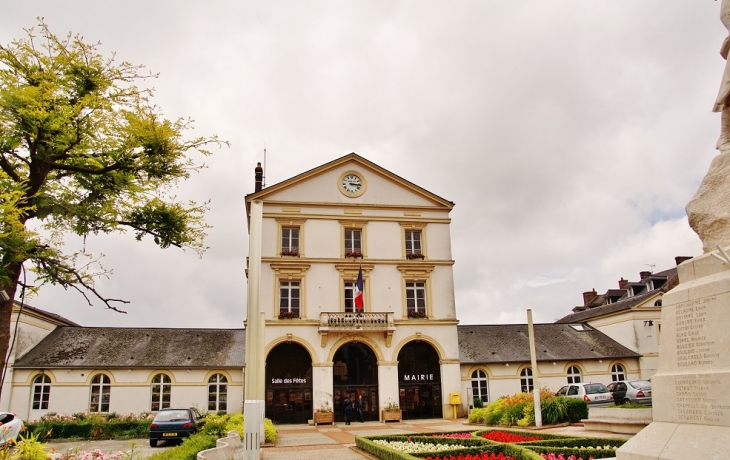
[338,171,366,197]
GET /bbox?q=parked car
[149,407,202,447]
[556,382,612,406]
[607,380,652,405]
[0,412,24,445]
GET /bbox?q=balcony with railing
[318,312,396,347]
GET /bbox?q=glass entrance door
[266,389,311,425]
[400,384,442,420]
[334,386,378,422]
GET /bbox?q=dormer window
[627,284,646,297]
[648,277,667,290]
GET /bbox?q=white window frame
[344,281,358,312]
[32,374,51,410]
[208,374,228,412]
[470,369,489,404]
[344,228,362,253]
[406,281,427,315]
[279,281,301,317]
[611,364,626,381]
[151,373,172,412]
[567,365,582,384]
[405,230,422,255]
[281,227,300,254]
[90,374,111,413]
[520,367,534,393]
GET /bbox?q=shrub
[146,433,218,460]
[11,434,48,460]
[472,390,580,427]
[473,398,484,409]
[540,396,568,425]
[563,398,588,423]
[468,407,489,424]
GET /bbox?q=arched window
[611,364,626,381]
[151,374,172,411]
[470,369,489,404]
[208,374,228,412]
[32,375,51,410]
[520,367,533,393]
[90,374,111,413]
[567,366,582,384]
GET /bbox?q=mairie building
[0,153,650,424]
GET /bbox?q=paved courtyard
[45,419,634,459]
[264,418,633,459]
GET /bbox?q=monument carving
[687,0,730,253]
[617,3,730,458]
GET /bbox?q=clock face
[341,174,363,194]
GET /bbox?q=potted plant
[280,249,299,257]
[278,311,299,320]
[408,311,427,319]
[406,252,425,260]
[345,251,363,259]
[381,400,402,422]
[314,403,334,425]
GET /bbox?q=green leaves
[0,20,224,309]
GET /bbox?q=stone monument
[617,3,730,458]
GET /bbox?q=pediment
[247,153,453,210]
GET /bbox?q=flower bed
[423,453,515,460]
[519,437,626,460]
[473,430,577,444]
[430,432,474,439]
[481,431,542,443]
[355,431,622,460]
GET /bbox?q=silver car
[556,382,612,406]
[607,380,652,405]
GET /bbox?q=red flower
[481,431,542,443]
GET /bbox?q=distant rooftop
[555,258,690,324]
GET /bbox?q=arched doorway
[265,342,312,424]
[397,341,443,419]
[332,342,378,422]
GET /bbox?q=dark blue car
[149,407,202,447]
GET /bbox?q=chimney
[618,277,628,289]
[675,256,692,266]
[582,289,598,306]
[254,162,264,193]
[639,271,651,280]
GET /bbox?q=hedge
[355,432,626,460]
[355,436,545,460]
[146,433,218,460]
[26,419,152,440]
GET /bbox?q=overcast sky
[1,1,720,328]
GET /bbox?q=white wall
[9,368,244,421]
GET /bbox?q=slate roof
[457,324,639,364]
[15,301,80,327]
[556,267,678,323]
[14,327,245,368]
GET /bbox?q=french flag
[354,265,364,311]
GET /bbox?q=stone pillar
[378,361,399,417]
[439,361,463,419]
[617,253,730,459]
[313,363,334,413]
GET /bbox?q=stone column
[378,361,400,417]
[313,363,334,413]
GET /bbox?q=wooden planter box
[381,410,402,423]
[313,411,334,426]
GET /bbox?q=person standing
[356,394,364,423]
[343,396,352,425]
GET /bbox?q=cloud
[0,1,719,329]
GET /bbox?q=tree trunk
[0,261,23,398]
